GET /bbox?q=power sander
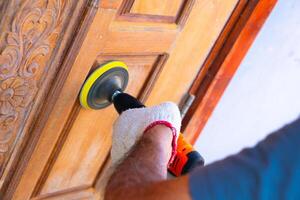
[79,61,204,176]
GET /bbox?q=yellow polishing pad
[79,61,129,109]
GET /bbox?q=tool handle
[168,134,204,176]
[112,92,145,114]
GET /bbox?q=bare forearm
[105,176,190,200]
[105,125,172,200]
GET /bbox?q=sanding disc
[79,61,129,109]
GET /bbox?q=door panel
[102,31,177,53]
[117,0,194,25]
[39,53,168,195]
[131,0,184,16]
[11,0,240,199]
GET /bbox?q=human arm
[105,125,191,200]
[106,99,300,200]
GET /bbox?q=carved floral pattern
[0,0,67,171]
[0,77,35,115]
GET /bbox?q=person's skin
[105,125,192,200]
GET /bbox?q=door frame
[182,0,278,144]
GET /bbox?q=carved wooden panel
[0,0,70,177]
[33,53,168,198]
[117,0,195,25]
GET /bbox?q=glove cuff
[143,120,178,166]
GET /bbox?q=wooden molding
[117,0,195,26]
[182,0,278,144]
[32,102,83,198]
[137,53,169,102]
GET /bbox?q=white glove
[111,102,181,166]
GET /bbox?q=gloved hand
[111,102,181,166]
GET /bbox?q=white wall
[194,0,300,164]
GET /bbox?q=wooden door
[4,0,245,199]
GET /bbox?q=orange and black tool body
[168,134,204,176]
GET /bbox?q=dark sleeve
[189,117,300,200]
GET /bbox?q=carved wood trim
[1,0,101,199]
[117,0,195,26]
[0,0,69,176]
